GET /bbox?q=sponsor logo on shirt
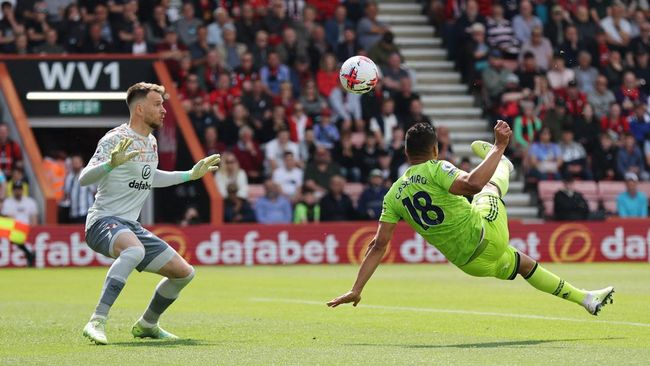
[142,165,151,180]
[129,180,151,191]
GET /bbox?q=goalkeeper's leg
[133,254,195,340]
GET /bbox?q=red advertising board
[1,221,649,268]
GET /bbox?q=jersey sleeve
[87,134,120,168]
[379,193,400,223]
[429,160,461,191]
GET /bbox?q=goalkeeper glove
[106,138,140,171]
[185,154,221,181]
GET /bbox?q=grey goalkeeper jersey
[85,123,158,231]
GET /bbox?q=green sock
[489,161,510,197]
[524,263,587,304]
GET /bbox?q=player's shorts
[85,216,176,273]
[458,192,519,280]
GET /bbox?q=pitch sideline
[250,297,650,328]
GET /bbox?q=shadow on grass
[109,339,214,347]
[348,337,625,349]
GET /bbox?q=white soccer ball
[339,55,380,95]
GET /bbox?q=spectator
[90,4,114,45]
[320,175,356,221]
[588,76,617,119]
[313,108,340,149]
[562,80,588,117]
[235,3,260,47]
[287,102,312,143]
[145,5,169,45]
[632,48,650,95]
[381,53,410,95]
[32,28,65,54]
[543,98,573,141]
[629,102,650,144]
[460,22,490,83]
[276,27,307,69]
[325,4,353,48]
[603,50,625,89]
[482,50,514,108]
[156,27,189,79]
[307,25,333,73]
[336,26,361,63]
[368,31,401,68]
[58,4,85,52]
[593,133,620,181]
[329,85,363,131]
[512,0,543,44]
[618,133,648,180]
[448,0,485,63]
[0,2,21,52]
[179,205,200,226]
[617,172,648,217]
[558,25,584,69]
[5,165,27,199]
[369,98,399,149]
[392,76,421,120]
[600,1,631,50]
[254,179,293,224]
[334,132,362,182]
[1,180,37,266]
[0,169,6,200]
[559,129,591,179]
[25,1,51,48]
[358,132,385,182]
[242,78,272,129]
[553,177,590,220]
[122,25,155,55]
[178,74,208,112]
[231,126,264,183]
[223,183,256,223]
[356,1,389,50]
[293,187,321,223]
[62,154,94,224]
[206,7,229,47]
[250,30,271,70]
[114,0,139,48]
[300,127,318,163]
[601,102,630,137]
[209,73,240,120]
[573,51,598,94]
[203,126,226,157]
[298,80,326,119]
[545,5,571,48]
[574,5,599,43]
[188,96,216,136]
[436,126,455,164]
[260,51,290,97]
[357,169,388,220]
[403,99,432,132]
[574,104,601,154]
[528,127,563,181]
[188,25,210,68]
[272,151,304,200]
[486,3,520,59]
[264,0,294,38]
[517,52,542,91]
[304,146,342,196]
[519,26,553,71]
[547,53,575,90]
[513,100,542,152]
[215,152,248,200]
[616,72,647,114]
[199,49,226,92]
[0,123,22,177]
[80,21,112,53]
[175,2,202,46]
[220,103,251,147]
[315,53,339,99]
[265,127,300,171]
[630,22,650,60]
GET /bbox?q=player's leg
[517,253,614,315]
[13,243,35,267]
[82,218,145,344]
[129,226,194,339]
[132,254,194,340]
[471,140,514,197]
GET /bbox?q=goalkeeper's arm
[153,154,221,188]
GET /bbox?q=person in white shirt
[264,128,300,172]
[272,151,304,200]
[79,82,220,345]
[369,98,399,148]
[1,180,37,267]
[600,2,632,48]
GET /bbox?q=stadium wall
[1,221,649,268]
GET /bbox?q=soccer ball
[339,56,380,95]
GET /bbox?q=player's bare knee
[170,266,195,286]
[517,253,536,277]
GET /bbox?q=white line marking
[251,297,650,328]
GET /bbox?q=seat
[637,182,650,198]
[598,181,626,214]
[538,181,564,218]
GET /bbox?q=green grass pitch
[1,263,649,365]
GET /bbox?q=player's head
[126,82,167,130]
[405,123,438,162]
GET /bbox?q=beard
[145,117,163,130]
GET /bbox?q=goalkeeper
[328,122,614,316]
[79,82,220,345]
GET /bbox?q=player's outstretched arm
[152,154,221,188]
[449,120,511,196]
[79,138,139,186]
[327,221,396,308]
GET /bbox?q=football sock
[91,246,145,320]
[140,268,195,326]
[489,161,510,197]
[524,263,587,304]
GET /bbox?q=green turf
[1,263,649,365]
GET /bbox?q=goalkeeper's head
[405,122,438,163]
[126,82,167,130]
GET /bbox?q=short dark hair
[126,82,166,108]
[405,123,437,158]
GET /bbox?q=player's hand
[494,120,512,149]
[327,291,361,308]
[188,154,221,180]
[108,138,139,168]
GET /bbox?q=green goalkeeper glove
[106,138,140,170]
[184,154,221,181]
